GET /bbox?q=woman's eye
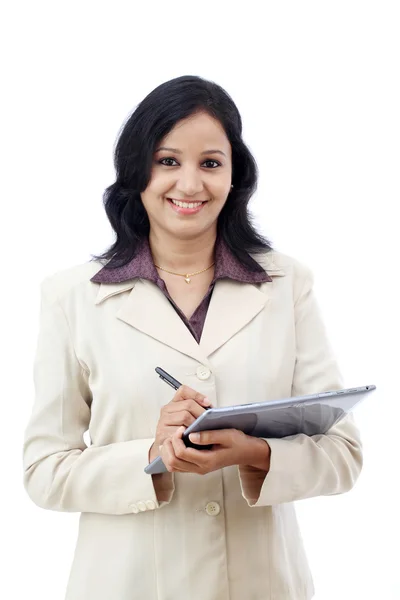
[159,157,178,167]
[202,160,220,169]
[203,159,220,169]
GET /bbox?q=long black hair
[91,75,272,271]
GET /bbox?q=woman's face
[141,111,232,240]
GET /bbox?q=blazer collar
[90,236,272,285]
[92,251,285,364]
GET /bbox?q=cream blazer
[23,249,363,600]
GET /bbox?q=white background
[2,1,399,598]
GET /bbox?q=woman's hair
[91,75,273,271]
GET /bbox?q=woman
[23,75,362,600]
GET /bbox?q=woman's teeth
[169,198,204,209]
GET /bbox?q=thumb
[189,429,232,445]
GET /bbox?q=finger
[171,426,194,456]
[162,435,198,473]
[161,438,186,472]
[164,400,207,422]
[172,385,212,408]
[155,421,196,449]
[159,425,186,441]
[169,398,211,418]
[163,409,196,427]
[188,429,239,446]
[171,427,214,467]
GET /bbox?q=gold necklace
[154,262,215,284]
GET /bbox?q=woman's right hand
[149,386,212,463]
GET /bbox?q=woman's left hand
[159,426,271,475]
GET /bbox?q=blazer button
[205,501,221,516]
[145,500,156,510]
[130,504,139,514]
[196,366,211,380]
[137,501,147,512]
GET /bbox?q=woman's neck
[149,229,217,274]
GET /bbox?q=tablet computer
[144,384,376,475]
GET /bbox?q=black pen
[155,367,182,390]
[155,367,211,409]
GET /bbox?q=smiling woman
[88,75,273,319]
[90,75,272,272]
[141,111,232,240]
[23,75,363,600]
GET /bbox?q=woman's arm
[238,263,363,506]
[23,278,174,515]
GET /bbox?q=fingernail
[189,433,201,442]
[202,397,211,406]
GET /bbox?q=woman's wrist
[244,437,271,472]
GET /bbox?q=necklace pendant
[185,276,191,284]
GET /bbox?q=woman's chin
[164,219,213,240]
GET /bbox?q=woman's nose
[176,168,204,196]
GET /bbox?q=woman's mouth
[166,197,208,215]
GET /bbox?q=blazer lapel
[112,279,209,364]
[199,280,270,358]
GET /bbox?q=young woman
[23,75,362,600]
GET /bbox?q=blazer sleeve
[23,278,175,515]
[238,264,363,507]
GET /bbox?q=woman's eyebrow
[155,146,226,157]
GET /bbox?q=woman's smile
[166,197,208,215]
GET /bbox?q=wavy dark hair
[91,75,273,271]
